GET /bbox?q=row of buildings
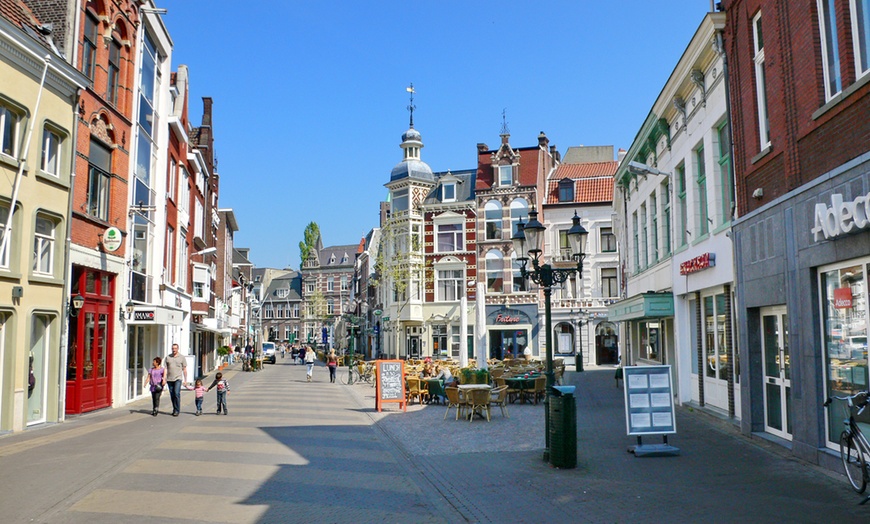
[0,0,255,434]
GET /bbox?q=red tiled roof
[546,161,617,204]
[0,0,39,33]
[476,145,544,191]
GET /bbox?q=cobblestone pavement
[1,360,868,523]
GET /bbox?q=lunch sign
[376,360,406,412]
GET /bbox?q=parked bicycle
[340,360,375,386]
[825,390,870,495]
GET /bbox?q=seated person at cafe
[434,364,457,387]
[504,350,513,360]
[421,362,435,378]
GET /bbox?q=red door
[66,269,114,414]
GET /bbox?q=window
[852,0,870,77]
[179,166,190,213]
[1,103,22,158]
[753,12,771,149]
[696,145,709,236]
[0,203,10,268]
[436,222,462,252]
[436,269,463,301]
[177,228,188,289]
[484,201,503,240]
[639,321,661,362]
[292,304,300,318]
[511,252,527,292]
[327,276,334,291]
[485,249,504,293]
[165,226,174,284]
[640,203,648,268]
[703,294,731,381]
[510,198,529,236]
[83,12,98,81]
[306,282,314,293]
[601,268,618,298]
[632,211,640,273]
[87,140,111,221]
[264,305,274,319]
[327,299,334,316]
[559,230,572,261]
[717,122,733,223]
[277,288,289,298]
[33,214,56,275]
[558,179,574,202]
[392,188,408,212]
[192,265,209,300]
[819,0,842,98]
[107,39,121,105]
[41,127,61,177]
[411,224,421,252]
[443,183,456,202]
[341,275,348,291]
[168,159,176,202]
[499,165,513,186]
[677,163,688,246]
[662,180,672,255]
[651,193,659,261]
[600,227,617,253]
[276,304,285,318]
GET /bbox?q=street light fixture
[512,208,587,464]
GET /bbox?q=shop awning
[607,292,674,321]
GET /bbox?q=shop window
[639,321,661,362]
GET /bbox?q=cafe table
[457,384,491,420]
[503,375,538,404]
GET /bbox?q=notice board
[623,365,677,436]
[376,360,406,412]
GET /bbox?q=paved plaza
[0,358,867,523]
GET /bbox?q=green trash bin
[548,385,577,468]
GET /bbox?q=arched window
[510,198,529,236]
[510,251,526,292]
[485,249,503,293]
[484,200,502,240]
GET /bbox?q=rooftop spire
[500,108,510,135]
[406,83,416,128]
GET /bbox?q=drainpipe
[716,30,737,220]
[0,54,51,255]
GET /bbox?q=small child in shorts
[193,379,206,416]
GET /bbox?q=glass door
[762,306,791,439]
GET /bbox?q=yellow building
[0,8,87,432]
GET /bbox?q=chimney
[538,131,548,148]
[477,143,489,153]
[617,148,627,163]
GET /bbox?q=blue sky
[161,0,715,269]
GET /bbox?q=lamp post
[513,208,587,463]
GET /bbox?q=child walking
[207,372,230,415]
[193,379,206,416]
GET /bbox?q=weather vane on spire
[501,108,510,135]
[406,83,416,128]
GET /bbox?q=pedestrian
[304,346,316,382]
[193,379,206,416]
[327,349,339,383]
[164,343,188,416]
[146,357,165,416]
[298,345,306,366]
[208,372,230,415]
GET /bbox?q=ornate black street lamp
[512,208,587,463]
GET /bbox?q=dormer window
[329,254,335,264]
[443,183,456,202]
[558,179,574,202]
[499,165,513,186]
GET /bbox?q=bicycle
[340,360,375,386]
[824,390,870,496]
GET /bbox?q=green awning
[607,292,674,321]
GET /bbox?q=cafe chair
[490,385,509,418]
[505,379,521,404]
[406,377,424,405]
[444,387,464,420]
[531,376,547,404]
[467,388,491,422]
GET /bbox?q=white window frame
[165,226,174,285]
[485,249,504,293]
[33,214,56,276]
[443,182,456,202]
[0,103,22,160]
[753,11,771,150]
[819,0,843,99]
[436,267,463,302]
[0,204,10,269]
[327,276,334,291]
[435,221,463,253]
[510,198,529,237]
[498,165,513,186]
[484,200,503,240]
[851,0,870,78]
[41,126,62,177]
[177,228,188,290]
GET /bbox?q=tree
[299,222,320,264]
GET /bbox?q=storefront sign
[495,314,520,324]
[812,193,870,241]
[134,310,155,321]
[833,287,853,309]
[102,227,123,252]
[679,252,716,275]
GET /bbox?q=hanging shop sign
[679,252,715,275]
[102,227,123,252]
[812,193,870,242]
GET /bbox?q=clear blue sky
[161,0,715,270]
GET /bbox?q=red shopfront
[66,267,115,414]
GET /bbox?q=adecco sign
[812,193,870,242]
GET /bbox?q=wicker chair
[490,385,509,418]
[444,387,464,420]
[406,377,424,405]
[467,388,492,422]
[531,376,547,404]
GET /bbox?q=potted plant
[459,367,474,385]
[475,368,490,385]
[217,346,231,368]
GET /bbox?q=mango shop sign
[812,193,870,242]
[680,252,715,275]
[134,310,155,321]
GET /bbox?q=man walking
[164,343,187,416]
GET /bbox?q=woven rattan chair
[490,385,509,418]
[467,388,492,423]
[444,387,464,420]
[406,377,424,405]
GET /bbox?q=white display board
[623,365,677,436]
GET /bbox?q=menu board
[623,365,676,435]
[376,360,406,412]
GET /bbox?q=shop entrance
[762,306,791,439]
[489,329,528,360]
[595,322,618,365]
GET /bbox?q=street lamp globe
[566,211,588,258]
[522,207,545,258]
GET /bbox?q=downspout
[1,54,51,255]
[716,30,737,220]
[57,87,82,421]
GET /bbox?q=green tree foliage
[299,222,320,264]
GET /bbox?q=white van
[261,342,277,364]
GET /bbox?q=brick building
[724,0,870,471]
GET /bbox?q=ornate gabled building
[300,235,358,349]
[260,269,302,345]
[474,128,559,360]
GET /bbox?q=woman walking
[327,349,339,383]
[146,357,165,416]
[304,346,316,382]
